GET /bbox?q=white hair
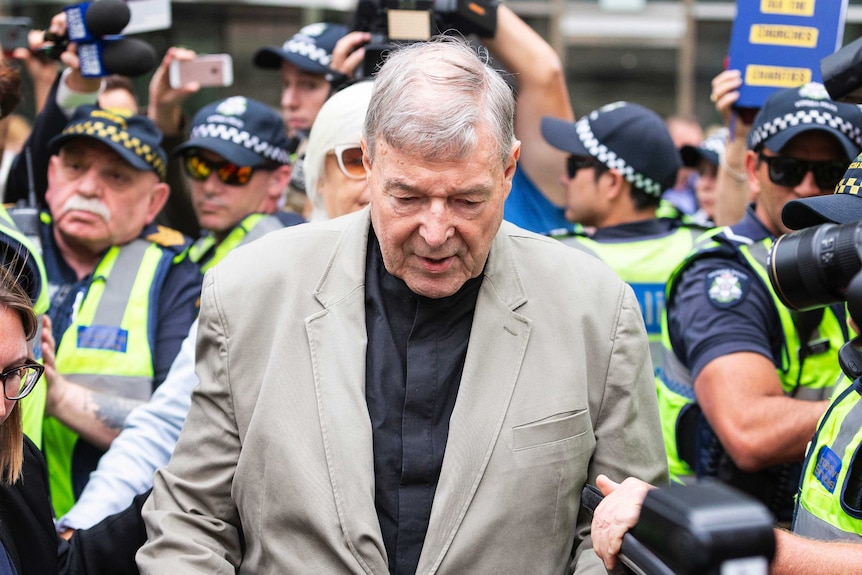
[304,80,374,222]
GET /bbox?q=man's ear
[145,182,170,224]
[268,165,292,201]
[745,150,761,200]
[603,169,625,201]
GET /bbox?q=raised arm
[482,5,573,207]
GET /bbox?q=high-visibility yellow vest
[44,234,188,516]
[657,229,846,482]
[558,222,707,373]
[189,213,286,272]
[793,379,862,540]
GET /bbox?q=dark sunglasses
[566,155,602,179]
[758,154,847,191]
[183,154,263,186]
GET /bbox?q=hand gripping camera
[352,0,498,77]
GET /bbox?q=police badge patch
[705,268,751,308]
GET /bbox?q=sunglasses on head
[566,155,603,179]
[758,154,847,191]
[183,154,263,186]
[328,144,366,180]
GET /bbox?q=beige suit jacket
[138,208,668,574]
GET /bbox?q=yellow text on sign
[761,0,815,16]
[745,65,812,88]
[750,25,819,48]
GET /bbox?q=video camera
[768,220,862,378]
[582,481,775,575]
[352,0,498,77]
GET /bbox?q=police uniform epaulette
[145,225,187,248]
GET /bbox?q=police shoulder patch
[704,267,751,308]
[145,225,186,248]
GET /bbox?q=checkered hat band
[838,177,862,196]
[189,123,292,164]
[749,109,862,151]
[284,38,332,67]
[61,120,166,179]
[837,157,862,195]
[575,118,663,197]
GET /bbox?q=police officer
[679,128,727,228]
[542,102,709,376]
[55,95,305,533]
[656,83,862,516]
[590,164,862,573]
[174,96,301,272]
[32,106,202,517]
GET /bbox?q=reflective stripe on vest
[559,224,705,374]
[45,237,165,516]
[794,379,862,540]
[656,228,846,479]
[189,213,284,272]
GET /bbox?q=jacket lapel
[305,210,389,574]
[417,225,531,574]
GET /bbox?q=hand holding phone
[0,17,33,57]
[169,54,233,89]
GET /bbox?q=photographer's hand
[329,31,372,82]
[148,47,198,137]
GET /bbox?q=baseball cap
[782,152,862,229]
[541,102,682,197]
[680,128,727,168]
[747,82,862,160]
[49,105,167,180]
[174,96,292,167]
[253,22,348,75]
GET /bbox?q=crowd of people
[0,3,858,574]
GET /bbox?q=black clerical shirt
[364,229,483,575]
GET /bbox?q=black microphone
[79,37,156,78]
[66,0,130,42]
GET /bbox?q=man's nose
[76,167,101,197]
[281,86,298,108]
[794,170,822,198]
[420,202,454,247]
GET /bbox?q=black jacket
[0,436,147,574]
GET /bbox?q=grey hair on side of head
[363,37,516,167]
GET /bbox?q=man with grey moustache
[27,104,201,517]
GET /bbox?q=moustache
[61,195,112,223]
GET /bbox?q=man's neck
[595,206,657,229]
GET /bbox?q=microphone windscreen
[100,37,156,77]
[85,0,132,37]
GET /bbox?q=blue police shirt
[666,207,781,379]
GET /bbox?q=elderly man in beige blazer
[137,38,668,574]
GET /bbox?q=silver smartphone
[169,54,233,89]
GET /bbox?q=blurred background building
[4,0,862,130]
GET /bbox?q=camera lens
[768,221,862,310]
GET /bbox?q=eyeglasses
[0,362,43,401]
[183,154,260,186]
[328,145,366,180]
[567,155,603,179]
[758,154,847,191]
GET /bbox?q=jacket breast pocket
[511,408,592,453]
